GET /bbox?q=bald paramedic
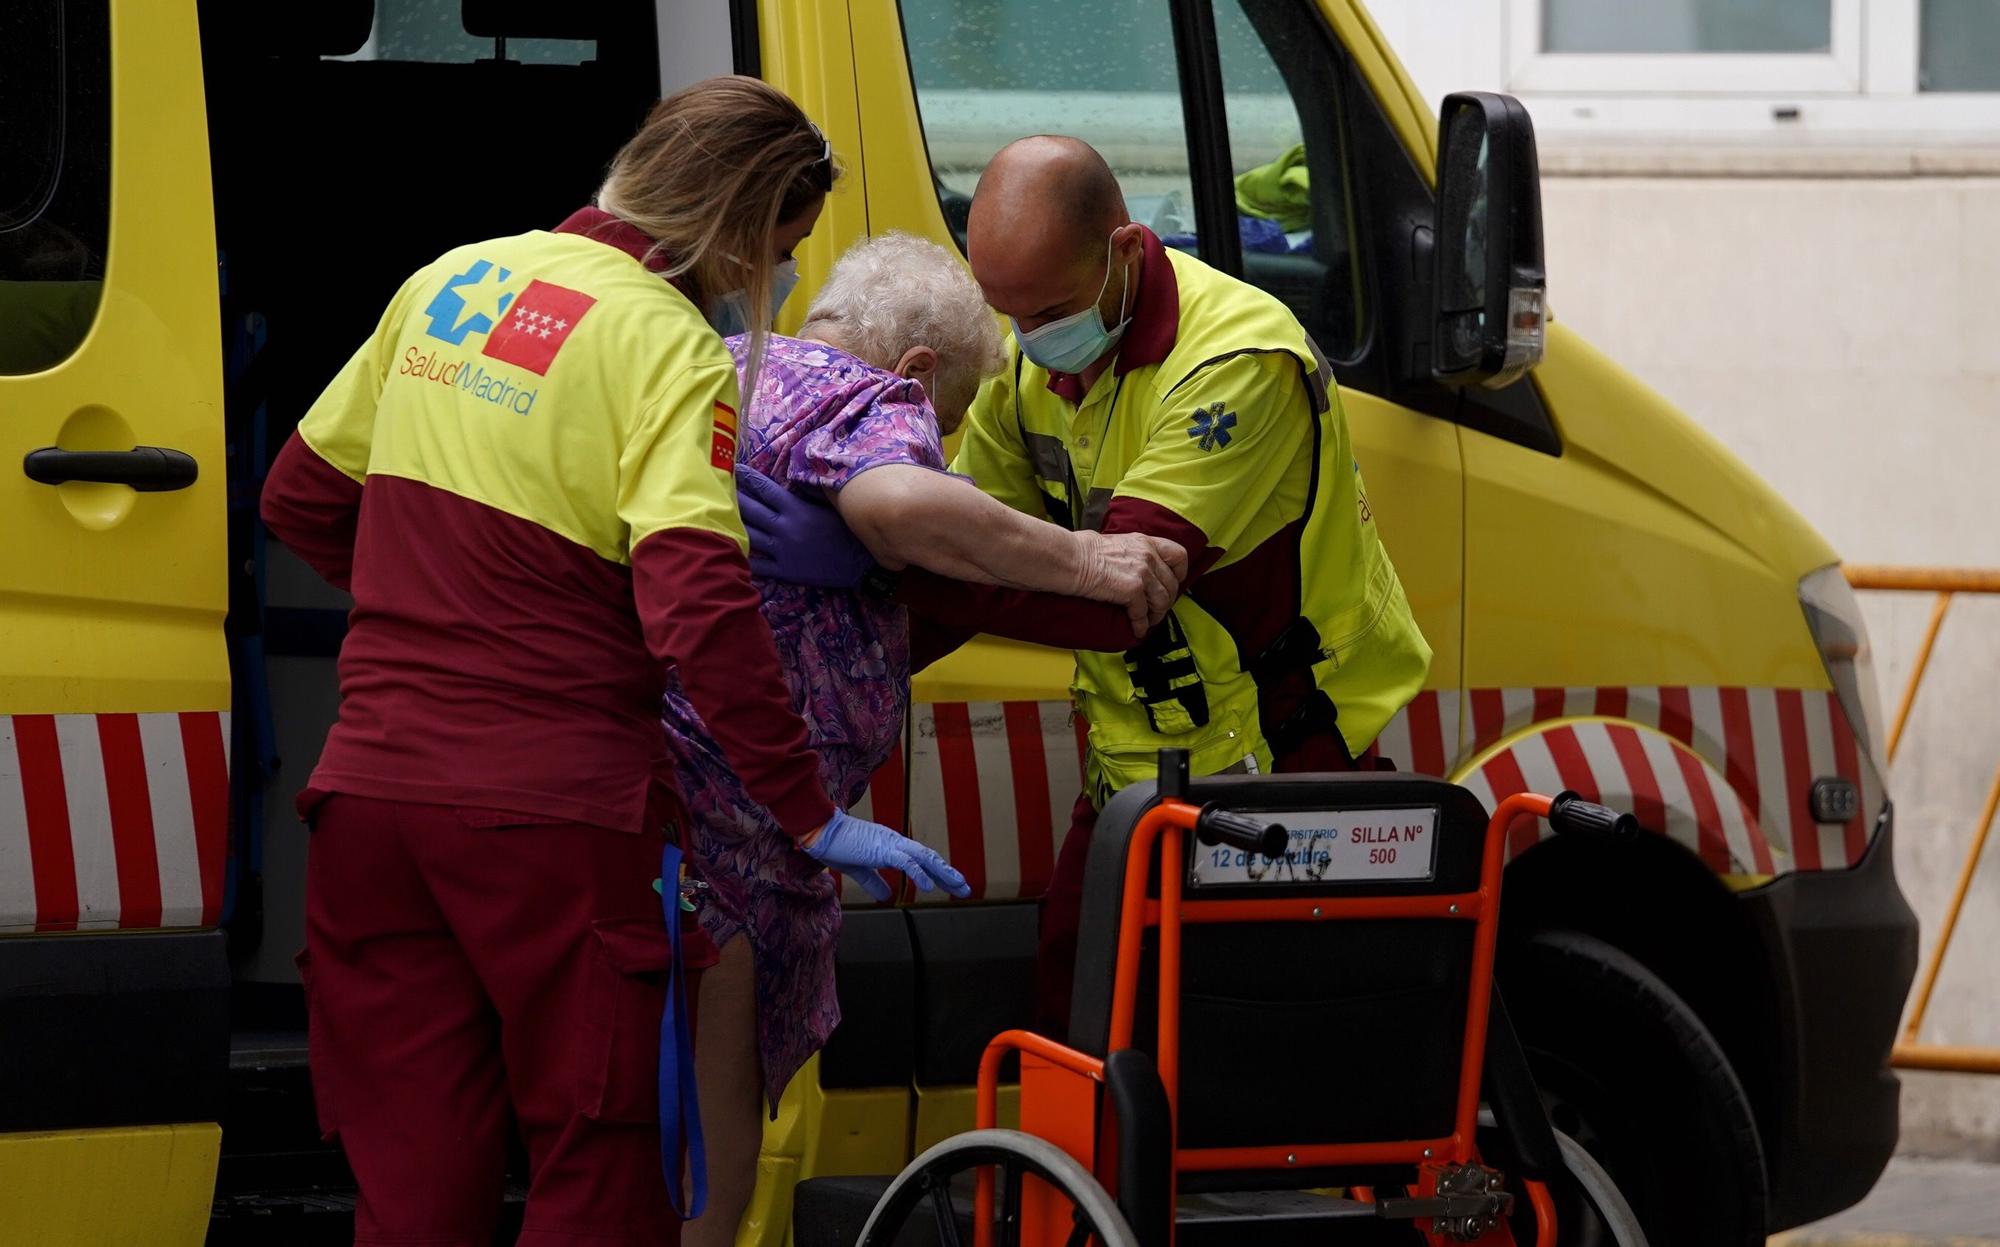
[923,136,1433,1028]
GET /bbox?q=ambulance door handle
[24,446,199,492]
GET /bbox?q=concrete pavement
[1769,1158,2000,1247]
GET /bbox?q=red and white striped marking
[1455,686,1880,872]
[840,737,906,905]
[899,701,1084,903]
[1369,689,1459,782]
[0,712,230,932]
[858,691,1454,902]
[843,685,1881,903]
[1457,720,1771,872]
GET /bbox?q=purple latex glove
[803,808,971,903]
[735,463,876,589]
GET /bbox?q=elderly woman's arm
[834,463,1187,635]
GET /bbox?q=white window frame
[1866,0,1921,95]
[1378,0,2000,142]
[1505,0,1864,95]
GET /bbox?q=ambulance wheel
[855,1128,1138,1247]
[1506,930,1769,1247]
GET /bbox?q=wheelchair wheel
[1549,1125,1649,1247]
[855,1128,1139,1247]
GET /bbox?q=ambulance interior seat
[795,773,1516,1247]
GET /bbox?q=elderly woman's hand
[1068,530,1189,637]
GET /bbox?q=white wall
[1365,0,2000,1159]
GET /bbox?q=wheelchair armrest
[977,1029,1106,1130]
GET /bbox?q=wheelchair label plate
[1188,806,1439,887]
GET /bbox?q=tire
[1503,930,1768,1247]
[857,1128,1139,1247]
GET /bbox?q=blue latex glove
[735,464,876,589]
[803,808,971,903]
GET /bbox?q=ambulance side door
[0,0,229,933]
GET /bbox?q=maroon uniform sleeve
[1101,496,1223,580]
[260,431,363,592]
[631,527,836,838]
[907,612,972,675]
[898,573,1136,655]
[902,496,1224,669]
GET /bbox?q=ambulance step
[793,1174,950,1247]
[217,1027,349,1196]
[230,1028,311,1071]
[208,1186,356,1247]
[214,1025,535,1242]
[207,1186,526,1246]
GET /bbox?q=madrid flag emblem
[482,279,596,376]
[710,401,738,470]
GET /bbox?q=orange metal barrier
[1846,565,2000,1075]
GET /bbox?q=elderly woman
[668,232,1186,1242]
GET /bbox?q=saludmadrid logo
[405,258,599,416]
[398,346,539,416]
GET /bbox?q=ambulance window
[1214,0,1364,362]
[897,0,1212,262]
[0,0,110,376]
[330,0,596,65]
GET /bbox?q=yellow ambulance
[0,1,1914,1244]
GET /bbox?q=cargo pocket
[293,949,340,1144]
[578,917,675,1124]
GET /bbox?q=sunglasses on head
[804,124,835,190]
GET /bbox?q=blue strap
[658,839,708,1219]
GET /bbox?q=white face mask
[710,258,801,337]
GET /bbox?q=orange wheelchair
[799,749,1647,1247]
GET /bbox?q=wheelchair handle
[1194,803,1288,858]
[1548,791,1642,839]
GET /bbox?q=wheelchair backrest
[1070,772,1493,1153]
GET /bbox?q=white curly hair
[799,231,1006,429]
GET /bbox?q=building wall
[1363,0,2000,1157]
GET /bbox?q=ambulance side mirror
[1432,92,1546,390]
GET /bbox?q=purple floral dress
[660,334,945,1112]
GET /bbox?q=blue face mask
[1011,233,1132,375]
[710,258,800,338]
